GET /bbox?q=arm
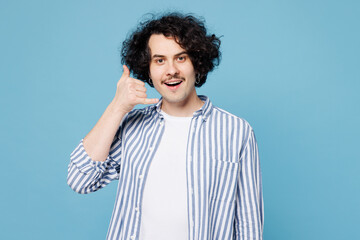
[67,132,122,194]
[67,65,158,194]
[234,129,264,240]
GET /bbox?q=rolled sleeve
[67,136,122,194]
[70,139,114,174]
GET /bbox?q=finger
[141,98,159,105]
[134,84,147,92]
[122,65,130,78]
[135,91,147,98]
[132,78,146,86]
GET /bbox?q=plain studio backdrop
[1,0,359,239]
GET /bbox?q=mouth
[164,80,182,87]
[163,78,184,91]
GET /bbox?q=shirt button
[135,207,139,212]
[139,174,144,179]
[130,236,135,240]
[159,121,163,125]
[149,147,153,152]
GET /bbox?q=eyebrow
[152,51,188,59]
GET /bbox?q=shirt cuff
[70,139,113,174]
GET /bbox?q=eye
[177,56,186,62]
[155,58,164,64]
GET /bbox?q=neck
[161,93,204,117]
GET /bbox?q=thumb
[122,65,130,78]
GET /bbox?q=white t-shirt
[139,111,192,240]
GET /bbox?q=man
[68,12,263,240]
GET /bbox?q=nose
[166,61,179,76]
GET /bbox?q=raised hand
[111,65,159,114]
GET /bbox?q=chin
[162,94,188,104]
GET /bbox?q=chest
[120,117,242,200]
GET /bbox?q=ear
[195,73,201,85]
[147,70,154,87]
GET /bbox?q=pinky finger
[142,98,159,105]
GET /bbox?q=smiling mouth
[164,81,182,87]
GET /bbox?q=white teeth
[166,81,181,85]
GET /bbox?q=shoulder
[115,105,157,139]
[210,105,256,148]
[211,106,253,131]
[122,105,157,125]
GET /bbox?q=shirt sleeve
[234,129,264,240]
[67,129,123,194]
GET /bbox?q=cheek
[149,66,162,80]
[183,63,196,76]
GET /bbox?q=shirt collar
[151,95,213,121]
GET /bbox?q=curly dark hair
[121,12,221,87]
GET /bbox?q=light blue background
[1,0,359,239]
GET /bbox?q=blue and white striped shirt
[68,95,263,240]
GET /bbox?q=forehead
[148,34,185,56]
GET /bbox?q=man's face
[148,34,197,105]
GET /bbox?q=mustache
[162,74,186,83]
